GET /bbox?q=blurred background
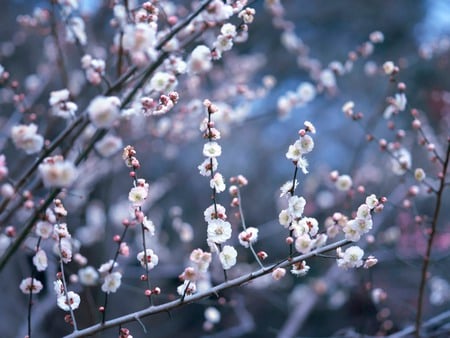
[0,0,449,337]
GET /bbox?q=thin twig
[415,140,450,337]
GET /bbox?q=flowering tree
[0,0,449,337]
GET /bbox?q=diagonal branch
[63,239,351,338]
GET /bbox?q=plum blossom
[101,271,122,293]
[210,172,226,193]
[272,267,286,280]
[11,123,44,154]
[142,216,156,236]
[291,261,310,276]
[66,17,87,45]
[49,89,78,118]
[57,237,73,263]
[207,219,232,243]
[87,96,121,128]
[280,180,298,197]
[238,227,259,248]
[187,45,212,74]
[128,186,148,207]
[383,93,407,119]
[78,266,99,286]
[136,249,159,270]
[177,280,196,296]
[38,156,77,188]
[122,22,156,53]
[95,135,123,157]
[204,306,221,324]
[190,248,212,272]
[219,245,237,270]
[390,148,411,175]
[98,260,117,276]
[414,168,426,181]
[238,7,256,24]
[335,174,352,191]
[365,194,379,209]
[278,209,292,228]
[288,195,306,218]
[382,61,395,75]
[201,0,233,22]
[204,203,227,222]
[33,249,48,271]
[148,71,178,92]
[35,221,53,238]
[19,277,43,294]
[198,157,218,176]
[203,142,222,158]
[57,291,81,311]
[337,246,364,269]
[81,55,105,85]
[295,234,313,254]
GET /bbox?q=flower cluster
[177,248,212,296]
[199,100,237,273]
[212,23,238,60]
[278,122,324,276]
[342,195,379,242]
[285,121,316,174]
[141,91,179,116]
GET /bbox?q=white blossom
[11,124,44,154]
[57,291,81,311]
[33,249,48,271]
[136,249,159,270]
[204,306,221,324]
[278,209,292,228]
[203,142,222,158]
[291,261,310,276]
[198,157,218,176]
[19,277,43,294]
[128,186,148,206]
[187,45,212,74]
[288,195,306,218]
[219,245,237,270]
[238,227,259,248]
[210,172,226,193]
[39,157,77,188]
[78,266,99,286]
[95,135,123,157]
[88,96,120,128]
[207,219,232,243]
[335,175,352,191]
[101,271,122,293]
[204,204,227,222]
[390,148,411,175]
[177,280,196,296]
[337,246,364,269]
[149,71,178,92]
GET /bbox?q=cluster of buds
[141,91,179,116]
